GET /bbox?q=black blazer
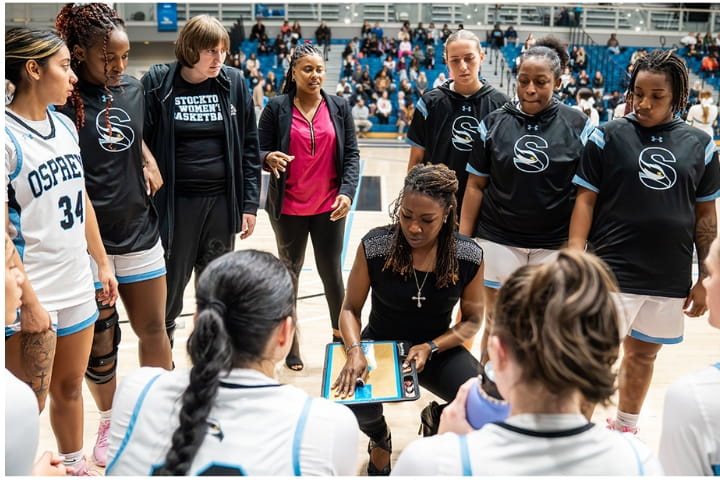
[258,90,360,220]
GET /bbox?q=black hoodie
[406,79,508,214]
[141,63,260,258]
[468,100,593,249]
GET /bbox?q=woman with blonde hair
[686,89,718,138]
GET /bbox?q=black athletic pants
[269,211,346,330]
[348,346,480,441]
[165,194,234,344]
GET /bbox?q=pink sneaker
[70,456,97,476]
[92,420,110,467]
[606,417,638,434]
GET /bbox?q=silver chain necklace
[412,268,430,308]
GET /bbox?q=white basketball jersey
[5,108,95,311]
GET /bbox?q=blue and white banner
[157,3,177,32]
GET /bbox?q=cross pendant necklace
[412,268,430,308]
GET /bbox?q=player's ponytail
[156,250,295,475]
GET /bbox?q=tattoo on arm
[695,211,717,277]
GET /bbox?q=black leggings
[348,346,480,441]
[269,211,346,330]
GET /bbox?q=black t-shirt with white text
[173,74,226,194]
[573,114,720,297]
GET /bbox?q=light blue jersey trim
[416,98,428,118]
[466,163,489,177]
[479,120,488,142]
[459,435,472,476]
[5,127,24,180]
[292,397,313,476]
[580,118,595,146]
[8,207,26,260]
[405,137,424,149]
[712,464,720,475]
[629,328,683,345]
[572,174,599,193]
[57,309,98,337]
[589,128,605,149]
[117,267,167,284]
[484,279,501,289]
[698,189,720,202]
[105,373,163,474]
[705,139,717,165]
[620,433,645,475]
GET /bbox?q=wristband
[345,342,362,354]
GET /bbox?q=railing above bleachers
[6,3,720,36]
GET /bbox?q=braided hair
[384,164,459,288]
[629,48,688,115]
[55,2,126,130]
[155,250,295,475]
[281,43,324,94]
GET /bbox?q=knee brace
[85,309,121,384]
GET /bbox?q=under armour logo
[230,104,237,116]
[100,93,113,103]
[527,124,539,131]
[651,136,663,143]
[461,105,471,112]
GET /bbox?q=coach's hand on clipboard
[332,342,368,399]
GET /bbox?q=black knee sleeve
[85,310,121,384]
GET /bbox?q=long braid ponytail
[154,307,232,475]
[154,250,295,475]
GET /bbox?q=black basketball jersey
[573,114,720,297]
[407,80,508,213]
[62,75,159,255]
[468,101,594,249]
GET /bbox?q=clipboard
[321,340,420,404]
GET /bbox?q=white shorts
[613,292,685,344]
[5,298,97,339]
[91,239,166,289]
[474,239,559,289]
